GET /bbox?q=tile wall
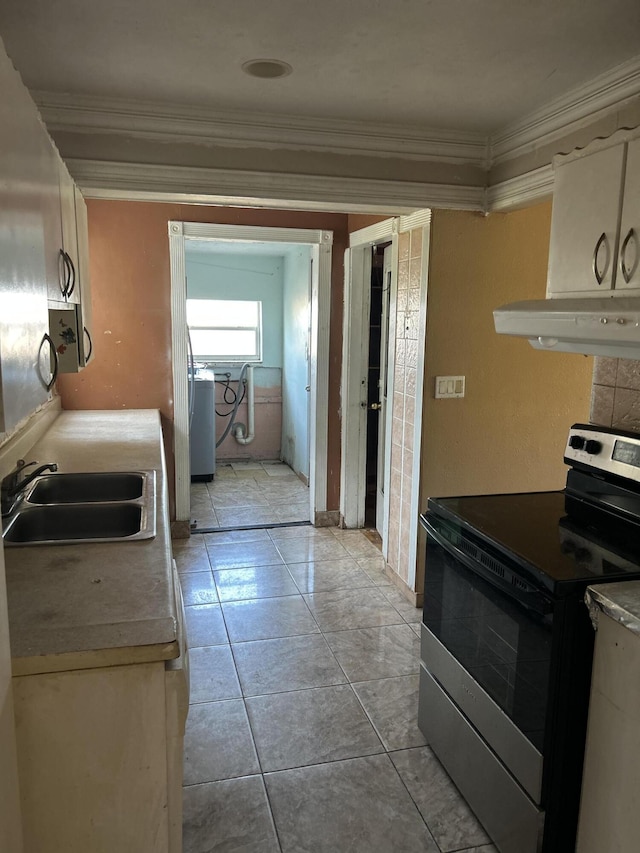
[387,228,424,587]
[591,358,640,431]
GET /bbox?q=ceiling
[1,0,639,135]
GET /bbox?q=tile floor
[175,523,497,853]
[190,461,310,529]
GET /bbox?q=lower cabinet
[13,659,185,853]
[576,613,640,852]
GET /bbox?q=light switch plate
[435,375,465,398]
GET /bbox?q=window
[186,299,262,363]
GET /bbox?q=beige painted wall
[420,203,594,503]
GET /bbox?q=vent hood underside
[494,297,640,359]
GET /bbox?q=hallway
[174,524,496,853]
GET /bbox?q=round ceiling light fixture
[241,59,293,79]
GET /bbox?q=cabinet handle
[39,333,59,391]
[83,326,93,362]
[592,232,609,285]
[59,248,70,296]
[620,228,637,284]
[65,252,76,298]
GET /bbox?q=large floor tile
[184,604,228,647]
[208,485,268,509]
[287,558,373,593]
[189,645,241,703]
[205,539,284,571]
[303,586,404,632]
[382,585,423,623]
[324,623,420,681]
[246,685,383,771]
[274,537,351,564]
[221,596,320,643]
[174,546,212,575]
[268,525,333,543]
[352,674,426,751]
[331,530,384,559]
[265,754,438,852]
[203,528,271,546]
[276,502,311,523]
[183,775,280,853]
[214,564,298,602]
[216,506,283,527]
[232,634,346,696]
[179,571,218,606]
[183,699,259,785]
[356,556,392,586]
[390,746,492,852]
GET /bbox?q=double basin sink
[2,471,156,547]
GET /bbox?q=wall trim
[67,158,485,214]
[490,54,640,165]
[485,165,555,212]
[34,90,487,165]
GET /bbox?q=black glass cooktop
[425,491,640,594]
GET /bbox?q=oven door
[419,512,554,804]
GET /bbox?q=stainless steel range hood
[494,297,640,359]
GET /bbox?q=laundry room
[185,239,313,529]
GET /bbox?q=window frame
[186,298,263,364]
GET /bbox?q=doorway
[169,222,333,530]
[365,244,392,533]
[184,239,314,529]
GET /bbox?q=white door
[375,246,393,535]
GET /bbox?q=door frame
[340,217,398,549]
[340,211,430,578]
[169,221,333,525]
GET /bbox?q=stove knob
[585,439,602,455]
[569,435,585,450]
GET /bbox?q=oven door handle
[423,517,553,617]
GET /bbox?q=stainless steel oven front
[418,500,598,853]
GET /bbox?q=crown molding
[485,165,554,212]
[34,91,487,165]
[489,54,640,165]
[66,158,485,214]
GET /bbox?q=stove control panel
[565,424,640,483]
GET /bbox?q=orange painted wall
[57,201,349,515]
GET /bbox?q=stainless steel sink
[2,470,156,546]
[3,503,148,544]
[25,471,147,504]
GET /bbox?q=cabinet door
[616,137,640,292]
[41,140,66,303]
[547,145,625,296]
[74,187,93,365]
[59,164,80,305]
[0,47,52,433]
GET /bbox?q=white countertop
[4,410,178,676]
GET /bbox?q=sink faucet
[1,459,58,516]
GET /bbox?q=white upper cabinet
[547,131,640,298]
[616,137,640,292]
[0,45,54,433]
[58,163,81,305]
[74,186,93,365]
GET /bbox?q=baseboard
[384,564,424,608]
[314,510,340,528]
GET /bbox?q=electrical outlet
[435,375,465,398]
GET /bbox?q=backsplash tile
[615,359,640,391]
[591,358,640,433]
